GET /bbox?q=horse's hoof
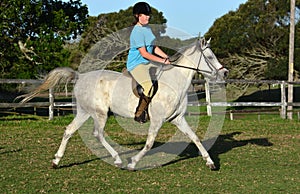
[127,167,136,171]
[127,163,136,171]
[114,162,122,168]
[120,166,135,171]
[206,163,216,170]
[52,162,59,169]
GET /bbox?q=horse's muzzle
[223,69,229,78]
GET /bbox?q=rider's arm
[138,46,170,64]
[153,46,169,59]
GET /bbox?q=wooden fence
[0,79,75,120]
[1,79,300,120]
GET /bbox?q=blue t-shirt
[126,25,156,71]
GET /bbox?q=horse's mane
[169,40,199,63]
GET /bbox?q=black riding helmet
[133,2,152,15]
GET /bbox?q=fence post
[230,111,234,120]
[280,81,287,119]
[49,88,54,120]
[205,80,212,116]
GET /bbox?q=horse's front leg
[171,117,216,170]
[127,120,163,170]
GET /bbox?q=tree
[79,7,167,52]
[206,0,300,81]
[0,0,88,79]
[70,6,168,72]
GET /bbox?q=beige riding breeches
[130,63,156,97]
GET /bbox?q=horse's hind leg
[171,117,216,170]
[52,110,89,168]
[93,113,122,167]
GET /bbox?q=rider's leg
[130,64,155,123]
[130,64,155,96]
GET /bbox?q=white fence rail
[1,79,300,120]
[191,79,300,119]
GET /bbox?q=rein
[169,46,225,76]
[169,63,213,74]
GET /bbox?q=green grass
[1,114,300,193]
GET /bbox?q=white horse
[20,38,228,170]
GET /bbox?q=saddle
[122,64,173,123]
[122,67,158,98]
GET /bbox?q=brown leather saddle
[122,67,158,98]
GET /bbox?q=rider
[126,2,170,123]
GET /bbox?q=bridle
[169,43,225,79]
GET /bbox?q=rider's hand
[163,57,171,65]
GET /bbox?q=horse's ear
[206,37,211,47]
[207,37,211,44]
[199,36,206,48]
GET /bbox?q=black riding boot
[134,94,151,123]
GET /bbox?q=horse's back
[73,69,187,120]
[74,70,124,113]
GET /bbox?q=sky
[80,0,248,39]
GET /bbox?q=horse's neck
[173,55,199,91]
[160,62,195,93]
[177,56,196,79]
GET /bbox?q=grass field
[1,114,300,193]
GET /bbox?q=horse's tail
[18,67,78,104]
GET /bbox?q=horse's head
[169,37,228,81]
[196,37,229,81]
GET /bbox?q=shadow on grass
[164,132,273,170]
[53,132,273,170]
[211,132,273,170]
[57,157,101,169]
